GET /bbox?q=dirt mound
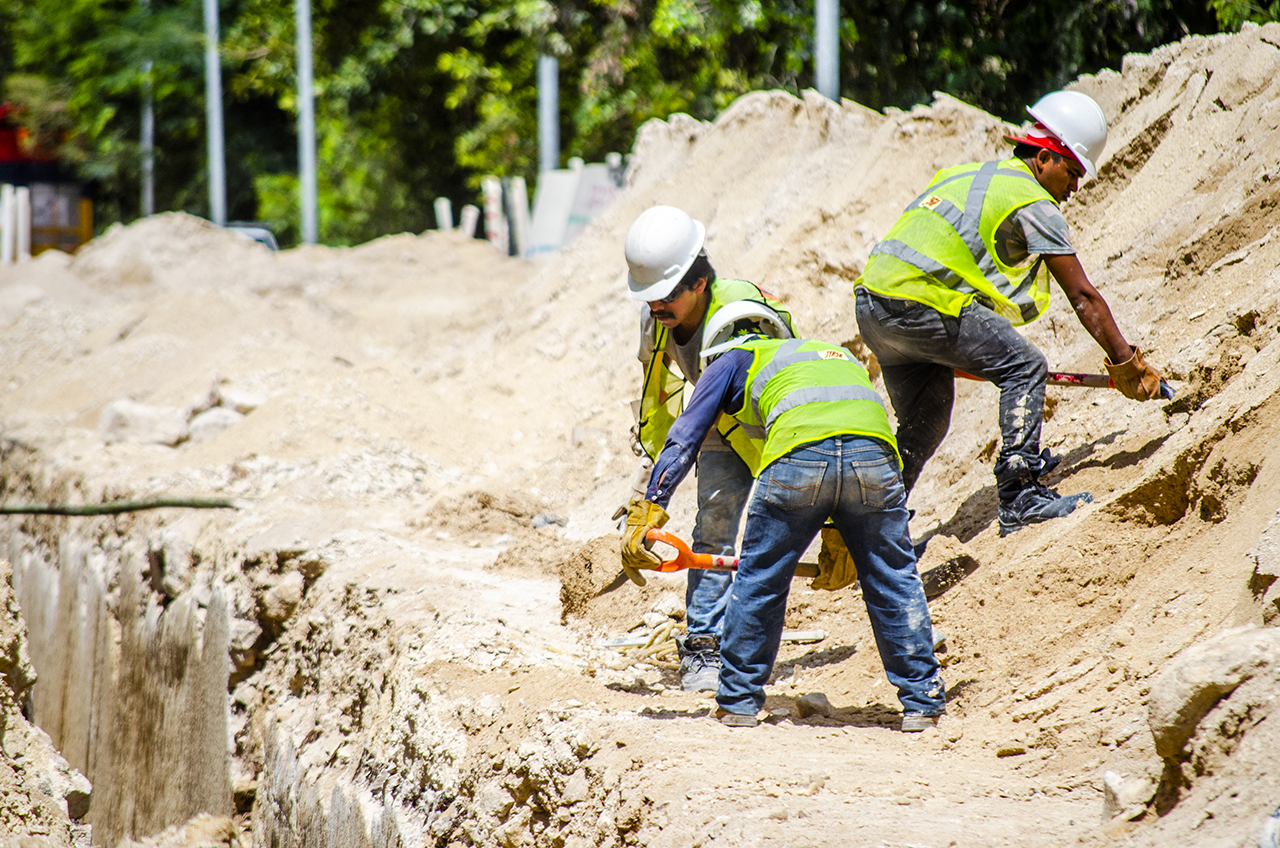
[3,22,1280,848]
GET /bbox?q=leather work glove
[811,526,859,592]
[620,499,669,587]
[1104,346,1164,401]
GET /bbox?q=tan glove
[1104,346,1164,401]
[810,526,859,591]
[620,499,669,587]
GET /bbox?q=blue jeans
[716,436,945,716]
[855,288,1049,494]
[687,446,752,637]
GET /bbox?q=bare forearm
[1046,254,1135,364]
[1070,290,1133,363]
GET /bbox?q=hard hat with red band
[1004,90,1108,178]
[1003,123,1079,166]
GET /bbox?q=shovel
[645,528,820,578]
[955,369,1176,400]
[645,529,976,601]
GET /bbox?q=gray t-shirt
[993,199,1075,267]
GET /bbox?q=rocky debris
[259,572,304,625]
[1248,510,1280,624]
[215,386,265,416]
[795,693,834,719]
[100,379,262,448]
[115,813,241,848]
[1102,770,1157,822]
[188,408,245,443]
[98,400,189,447]
[148,526,196,598]
[1147,626,1280,762]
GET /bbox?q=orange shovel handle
[646,528,739,573]
[645,529,819,579]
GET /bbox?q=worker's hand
[1104,346,1164,401]
[620,499,670,587]
[811,526,859,591]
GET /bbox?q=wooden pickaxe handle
[645,528,820,578]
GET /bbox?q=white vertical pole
[15,187,31,261]
[537,55,559,173]
[482,176,507,253]
[203,0,226,225]
[296,0,318,244]
[509,176,530,258]
[141,0,154,216]
[434,197,453,230]
[0,184,13,264]
[458,204,479,237]
[815,0,839,101]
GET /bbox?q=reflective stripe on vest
[730,338,898,472]
[860,158,1055,326]
[749,339,887,429]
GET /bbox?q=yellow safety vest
[637,278,795,466]
[856,157,1058,326]
[729,338,898,474]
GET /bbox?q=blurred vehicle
[226,221,279,250]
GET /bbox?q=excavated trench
[0,450,648,848]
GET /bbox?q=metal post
[141,0,154,216]
[203,0,226,225]
[537,55,559,173]
[815,0,839,102]
[142,60,155,216]
[296,0,318,244]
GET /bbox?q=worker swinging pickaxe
[956,368,1176,399]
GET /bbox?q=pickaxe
[956,369,1176,400]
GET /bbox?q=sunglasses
[653,281,691,305]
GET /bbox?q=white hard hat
[1025,90,1108,178]
[700,301,793,361]
[624,206,706,301]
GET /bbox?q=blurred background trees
[0,0,1240,246]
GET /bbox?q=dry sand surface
[2,22,1280,848]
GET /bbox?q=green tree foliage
[1208,0,1280,27]
[0,0,1221,247]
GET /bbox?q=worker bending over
[621,310,944,730]
[854,90,1165,536]
[621,205,796,692]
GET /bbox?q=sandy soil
[2,22,1280,848]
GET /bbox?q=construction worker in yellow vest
[621,205,796,692]
[620,310,944,730]
[854,90,1165,536]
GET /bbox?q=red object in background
[0,103,56,164]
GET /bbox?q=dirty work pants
[687,445,752,637]
[854,288,1048,494]
[716,436,945,717]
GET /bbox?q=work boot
[901,712,940,733]
[712,706,759,727]
[998,481,1093,537]
[677,634,722,692]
